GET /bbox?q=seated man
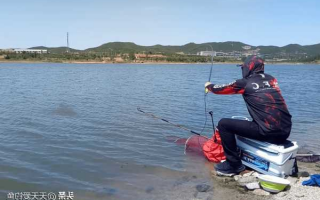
[205,55,292,176]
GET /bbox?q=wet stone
[297,171,310,178]
[211,173,235,184]
[194,192,212,200]
[174,176,192,186]
[145,186,154,193]
[196,184,211,192]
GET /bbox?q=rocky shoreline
[209,161,320,200]
[148,161,320,200]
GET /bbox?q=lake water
[0,63,319,199]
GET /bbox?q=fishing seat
[236,135,299,177]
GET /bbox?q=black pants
[217,118,289,166]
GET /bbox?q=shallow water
[0,63,319,199]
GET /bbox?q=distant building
[242,46,252,50]
[176,52,185,55]
[135,53,166,59]
[13,49,48,54]
[215,52,225,57]
[242,48,260,57]
[0,48,15,53]
[197,51,216,56]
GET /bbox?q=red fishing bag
[202,129,226,163]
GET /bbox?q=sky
[0,0,319,50]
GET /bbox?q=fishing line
[178,44,215,135]
[179,44,215,155]
[196,44,215,136]
[137,107,206,137]
[137,45,215,154]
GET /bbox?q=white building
[0,48,15,53]
[197,51,216,56]
[13,49,48,54]
[242,46,252,50]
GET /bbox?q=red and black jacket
[206,56,292,136]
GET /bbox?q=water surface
[0,63,319,199]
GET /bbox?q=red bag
[202,129,226,163]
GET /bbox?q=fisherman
[205,55,292,176]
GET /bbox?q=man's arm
[206,79,246,95]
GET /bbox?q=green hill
[83,41,252,54]
[29,41,320,56]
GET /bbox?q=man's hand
[205,82,211,88]
[205,82,212,93]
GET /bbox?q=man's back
[243,73,292,137]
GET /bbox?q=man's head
[239,56,264,78]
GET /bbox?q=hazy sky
[0,0,319,49]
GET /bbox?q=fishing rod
[137,45,215,137]
[206,44,214,82]
[137,107,209,138]
[185,43,214,82]
[198,44,215,135]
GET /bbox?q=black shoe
[214,161,245,176]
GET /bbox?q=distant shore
[0,59,319,65]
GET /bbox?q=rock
[196,184,211,192]
[283,185,291,191]
[245,182,260,190]
[212,174,235,184]
[252,189,270,196]
[236,176,258,186]
[239,169,252,176]
[297,171,310,178]
[316,163,320,168]
[252,172,260,177]
[295,193,305,198]
[243,171,255,177]
[194,192,212,200]
[145,186,154,193]
[234,175,241,181]
[276,192,287,197]
[287,176,299,184]
[174,176,192,186]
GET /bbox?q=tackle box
[236,136,299,177]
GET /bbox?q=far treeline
[1,41,320,63]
